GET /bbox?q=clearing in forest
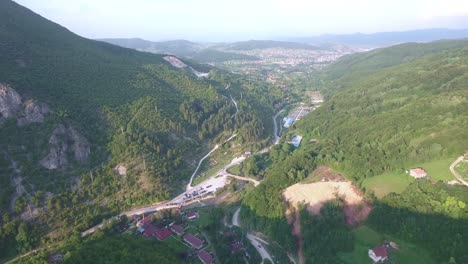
[283,179,371,225]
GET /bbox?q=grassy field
[227,164,243,175]
[338,226,436,264]
[411,157,456,181]
[362,172,414,198]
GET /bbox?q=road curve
[449,156,468,187]
[232,207,274,263]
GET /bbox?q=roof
[410,168,427,174]
[187,212,198,219]
[170,224,184,235]
[155,227,172,241]
[143,225,157,238]
[371,244,388,258]
[183,233,204,248]
[197,250,213,264]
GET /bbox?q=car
[258,244,262,248]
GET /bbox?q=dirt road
[450,156,468,187]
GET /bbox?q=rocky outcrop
[0,83,49,125]
[0,83,22,121]
[40,124,90,170]
[17,100,50,126]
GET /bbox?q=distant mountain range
[283,28,468,48]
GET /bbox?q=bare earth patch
[283,180,371,225]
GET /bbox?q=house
[170,224,184,236]
[409,168,427,178]
[197,250,214,264]
[183,233,204,249]
[187,212,199,220]
[143,225,157,238]
[368,244,388,263]
[154,227,172,241]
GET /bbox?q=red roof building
[170,224,185,236]
[187,212,199,220]
[155,227,172,241]
[183,233,204,249]
[368,244,388,263]
[143,224,158,238]
[197,250,213,264]
[409,168,427,178]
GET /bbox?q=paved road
[449,156,468,187]
[186,144,220,191]
[230,95,239,118]
[272,109,284,145]
[232,207,274,263]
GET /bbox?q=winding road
[231,207,274,263]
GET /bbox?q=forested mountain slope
[321,39,468,97]
[299,43,468,180]
[0,1,279,259]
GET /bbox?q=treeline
[300,201,354,264]
[367,181,468,263]
[241,142,318,253]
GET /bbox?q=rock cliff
[40,124,90,170]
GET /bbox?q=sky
[14,0,468,42]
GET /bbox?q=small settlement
[128,210,214,264]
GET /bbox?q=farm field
[362,172,414,198]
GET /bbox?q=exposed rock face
[0,83,22,121]
[17,100,50,126]
[40,124,90,170]
[0,83,49,125]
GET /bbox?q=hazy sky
[14,0,468,41]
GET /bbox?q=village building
[154,227,172,241]
[170,224,185,236]
[183,233,204,249]
[197,250,214,264]
[187,211,199,220]
[409,167,427,178]
[368,244,389,263]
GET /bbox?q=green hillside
[321,39,468,97]
[298,44,468,181]
[0,1,280,260]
